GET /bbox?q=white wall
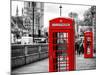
[0,0,97,75]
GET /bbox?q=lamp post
[32,2,34,43]
[59,5,62,16]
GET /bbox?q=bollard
[24,45,28,64]
[38,45,41,60]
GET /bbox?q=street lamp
[59,5,62,16]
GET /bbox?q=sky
[11,1,91,28]
[44,3,91,28]
[11,1,24,16]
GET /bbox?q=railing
[11,44,48,69]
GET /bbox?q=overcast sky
[44,3,91,28]
[11,1,91,28]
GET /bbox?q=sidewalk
[76,54,96,70]
[12,55,96,74]
[12,58,49,74]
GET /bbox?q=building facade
[23,2,44,37]
[68,12,79,41]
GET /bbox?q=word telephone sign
[84,32,93,58]
[49,17,75,72]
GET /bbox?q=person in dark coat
[79,41,84,55]
[75,41,79,55]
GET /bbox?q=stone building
[68,12,79,41]
[23,1,44,37]
[11,6,27,44]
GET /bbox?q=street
[12,55,96,74]
[76,55,96,70]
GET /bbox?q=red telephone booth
[84,32,93,58]
[49,17,75,72]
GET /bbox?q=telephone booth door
[49,18,75,72]
[84,32,93,58]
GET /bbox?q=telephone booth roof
[49,17,75,30]
[84,31,93,36]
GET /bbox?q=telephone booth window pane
[52,32,68,71]
[56,51,67,56]
[86,37,91,54]
[57,33,67,44]
[53,32,68,50]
